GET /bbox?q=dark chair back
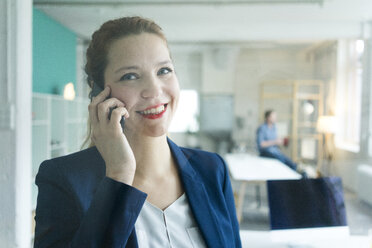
[267,177,347,230]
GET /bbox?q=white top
[224,153,301,181]
[135,193,207,248]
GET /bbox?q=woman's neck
[126,133,173,181]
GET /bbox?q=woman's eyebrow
[114,60,172,73]
[115,65,140,73]
[157,60,172,66]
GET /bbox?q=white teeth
[140,105,165,115]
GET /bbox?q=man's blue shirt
[256,123,281,155]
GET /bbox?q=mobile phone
[90,83,125,130]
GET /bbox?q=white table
[240,230,370,248]
[224,153,301,222]
[225,153,301,181]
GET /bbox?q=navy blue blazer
[34,138,242,248]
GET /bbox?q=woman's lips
[137,104,168,119]
[141,103,165,111]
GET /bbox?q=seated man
[256,110,297,171]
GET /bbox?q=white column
[0,0,32,247]
[360,21,372,157]
[367,21,372,157]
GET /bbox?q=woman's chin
[143,127,168,138]
[124,124,168,138]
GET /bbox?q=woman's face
[103,33,180,137]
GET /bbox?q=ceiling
[34,0,372,43]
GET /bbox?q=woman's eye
[120,73,138,81]
[158,67,172,75]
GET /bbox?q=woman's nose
[141,76,163,99]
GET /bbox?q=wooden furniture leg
[237,181,247,223]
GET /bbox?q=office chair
[267,177,347,230]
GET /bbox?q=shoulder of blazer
[41,146,104,173]
[177,146,227,187]
[38,146,106,192]
[37,147,108,214]
[50,146,103,166]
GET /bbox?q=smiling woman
[33,16,241,248]
[103,33,179,138]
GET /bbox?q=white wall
[170,47,238,152]
[168,50,202,147]
[169,41,372,196]
[0,0,32,247]
[170,44,319,153]
[331,24,372,192]
[232,47,314,151]
[167,39,372,192]
[300,40,370,192]
[171,50,202,91]
[201,48,238,94]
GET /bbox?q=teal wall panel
[33,8,77,94]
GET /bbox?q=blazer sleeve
[217,154,242,248]
[34,159,147,248]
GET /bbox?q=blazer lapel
[167,138,224,248]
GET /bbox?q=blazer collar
[167,138,224,247]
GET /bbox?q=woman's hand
[88,86,136,185]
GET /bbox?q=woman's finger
[110,107,129,128]
[89,87,110,124]
[97,98,125,124]
[91,86,110,105]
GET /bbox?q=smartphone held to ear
[90,83,125,130]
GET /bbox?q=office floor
[237,183,372,235]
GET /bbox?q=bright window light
[169,90,199,133]
[335,40,362,153]
[356,40,364,54]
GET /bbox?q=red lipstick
[142,103,165,111]
[138,104,168,119]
